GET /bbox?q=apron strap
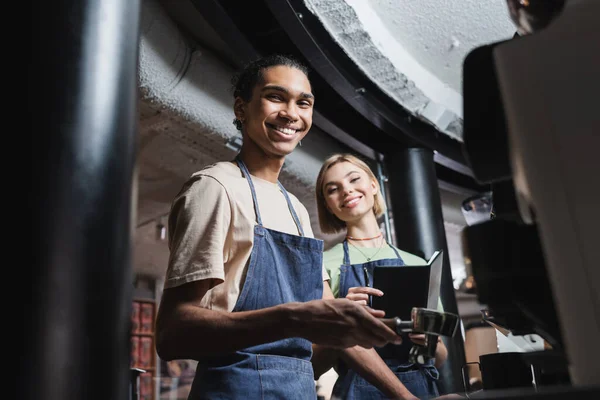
[277,181,305,237]
[235,158,304,236]
[342,240,351,265]
[390,244,402,258]
[236,158,263,226]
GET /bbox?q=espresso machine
[458,0,599,397]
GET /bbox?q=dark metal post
[29,1,141,399]
[376,159,393,243]
[384,148,466,394]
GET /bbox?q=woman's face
[235,65,314,158]
[322,161,378,224]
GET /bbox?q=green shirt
[324,242,444,311]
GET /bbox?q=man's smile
[266,123,300,135]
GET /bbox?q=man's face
[236,65,314,158]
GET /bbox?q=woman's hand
[408,333,444,346]
[409,334,448,368]
[346,287,384,306]
[408,333,429,346]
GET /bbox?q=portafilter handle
[384,307,461,365]
[390,307,460,336]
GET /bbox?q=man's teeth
[274,126,296,135]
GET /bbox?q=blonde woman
[314,153,448,399]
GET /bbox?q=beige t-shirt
[164,161,328,312]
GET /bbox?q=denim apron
[188,159,324,399]
[331,241,439,400]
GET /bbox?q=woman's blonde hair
[316,153,386,234]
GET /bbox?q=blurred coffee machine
[459,0,599,398]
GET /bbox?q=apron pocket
[353,368,439,400]
[257,355,316,399]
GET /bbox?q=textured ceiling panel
[303,0,516,141]
[367,0,515,93]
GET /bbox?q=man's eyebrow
[300,92,314,100]
[262,85,314,100]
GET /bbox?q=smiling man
[154,55,407,399]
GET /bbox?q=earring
[299,140,302,147]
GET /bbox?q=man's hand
[289,298,402,349]
[346,286,384,306]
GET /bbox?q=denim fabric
[331,241,440,400]
[188,159,324,399]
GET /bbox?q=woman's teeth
[345,198,360,207]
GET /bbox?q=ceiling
[302,0,516,140]
[360,0,515,94]
[132,0,516,317]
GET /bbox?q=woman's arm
[435,337,448,368]
[312,283,417,400]
[311,285,385,378]
[408,334,448,368]
[311,344,340,379]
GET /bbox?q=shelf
[134,297,156,303]
[131,296,157,400]
[132,332,154,337]
[132,367,155,372]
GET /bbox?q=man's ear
[234,97,246,123]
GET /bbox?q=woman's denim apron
[188,159,324,399]
[331,240,439,399]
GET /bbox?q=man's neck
[237,145,285,183]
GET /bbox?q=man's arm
[312,283,418,400]
[155,279,403,361]
[156,279,290,360]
